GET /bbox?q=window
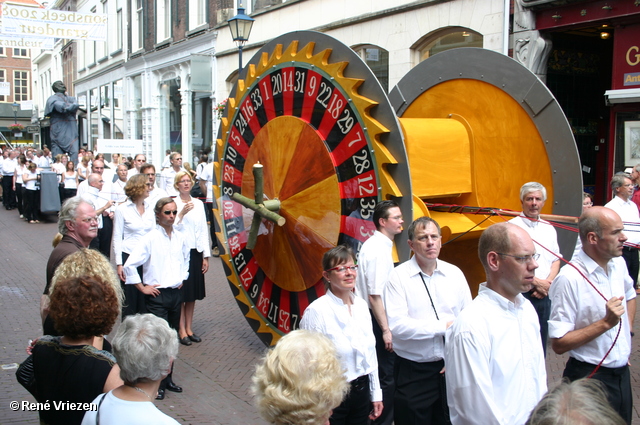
[0,69,5,102]
[156,0,171,42]
[188,0,206,30]
[0,48,5,57]
[116,7,123,51]
[250,0,281,14]
[85,38,95,66]
[415,27,483,63]
[354,45,389,93]
[14,70,29,101]
[13,48,28,58]
[132,0,143,51]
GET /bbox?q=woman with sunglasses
[113,174,155,318]
[300,245,383,425]
[173,171,210,346]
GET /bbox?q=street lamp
[12,102,18,124]
[228,2,254,74]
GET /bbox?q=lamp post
[12,102,18,124]
[227,2,254,74]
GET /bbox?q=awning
[605,88,640,105]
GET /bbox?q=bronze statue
[44,81,80,163]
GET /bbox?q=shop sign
[613,24,640,89]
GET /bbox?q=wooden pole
[425,203,579,224]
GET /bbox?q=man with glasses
[123,197,190,400]
[445,222,547,425]
[549,206,636,423]
[384,216,471,425]
[77,159,115,258]
[159,152,185,197]
[127,153,147,180]
[355,200,403,425]
[605,174,640,292]
[43,197,99,334]
[510,182,561,356]
[140,163,168,206]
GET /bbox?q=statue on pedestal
[44,81,80,163]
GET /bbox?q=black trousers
[145,287,182,390]
[394,357,450,425]
[521,292,550,357]
[23,189,40,221]
[330,375,371,425]
[621,247,639,287]
[563,357,632,424]
[2,175,16,208]
[15,183,23,215]
[99,215,113,259]
[370,309,395,425]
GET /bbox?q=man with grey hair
[445,222,547,425]
[527,378,626,425]
[549,206,636,423]
[42,196,98,332]
[384,216,471,424]
[159,152,185,197]
[78,159,115,258]
[604,173,640,290]
[510,181,561,356]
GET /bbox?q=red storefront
[535,0,640,203]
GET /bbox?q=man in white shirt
[77,160,115,258]
[81,173,115,254]
[124,197,190,400]
[159,152,185,197]
[445,222,547,425]
[604,173,640,291]
[112,164,129,204]
[355,200,403,425]
[2,150,18,210]
[384,217,471,425]
[510,182,561,356]
[141,163,168,206]
[127,153,146,180]
[549,206,636,423]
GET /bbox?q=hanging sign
[1,4,107,41]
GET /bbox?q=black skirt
[182,248,206,302]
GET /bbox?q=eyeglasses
[174,157,183,161]
[179,179,192,184]
[80,216,99,224]
[496,253,540,264]
[387,215,403,221]
[163,210,178,215]
[146,183,153,188]
[326,265,359,273]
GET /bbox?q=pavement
[1,206,640,424]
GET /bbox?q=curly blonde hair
[252,330,348,425]
[49,248,123,310]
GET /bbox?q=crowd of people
[258,178,636,425]
[10,147,640,425]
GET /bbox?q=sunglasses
[163,210,178,215]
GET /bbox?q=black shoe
[166,382,183,393]
[188,334,201,343]
[180,336,192,346]
[156,389,165,400]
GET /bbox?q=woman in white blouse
[173,171,210,346]
[61,160,79,202]
[113,174,156,318]
[300,245,383,425]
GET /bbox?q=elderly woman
[252,330,349,425]
[300,245,383,425]
[113,173,155,318]
[32,269,124,425]
[173,171,210,345]
[81,314,180,425]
